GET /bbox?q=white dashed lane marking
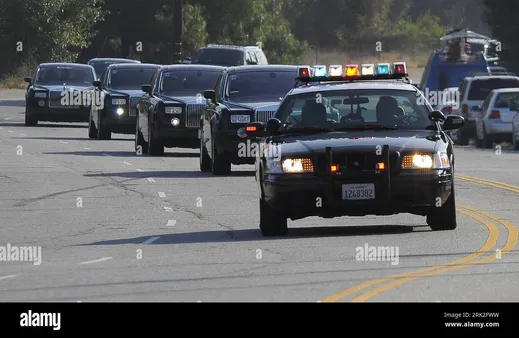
[141,236,161,245]
[135,169,144,172]
[79,257,113,265]
[0,274,19,281]
[7,130,13,133]
[123,162,132,166]
[81,147,91,150]
[20,133,27,136]
[158,192,166,198]
[166,220,176,227]
[164,206,173,212]
[147,178,155,183]
[59,141,68,144]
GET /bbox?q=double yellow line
[322,176,519,303]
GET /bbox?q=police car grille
[255,110,276,122]
[186,104,205,128]
[314,152,401,176]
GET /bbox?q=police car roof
[159,64,225,71]
[38,63,92,69]
[225,65,298,72]
[289,81,417,95]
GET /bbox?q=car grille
[48,90,81,108]
[313,151,401,176]
[255,110,276,123]
[186,104,205,128]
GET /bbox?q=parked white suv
[452,73,519,145]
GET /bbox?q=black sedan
[245,65,466,236]
[200,65,299,175]
[136,65,224,156]
[24,63,97,126]
[87,58,141,79]
[89,63,160,140]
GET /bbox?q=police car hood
[274,130,441,155]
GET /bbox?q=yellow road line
[458,175,519,193]
[350,207,517,302]
[321,208,499,303]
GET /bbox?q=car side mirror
[443,115,465,131]
[24,77,32,83]
[203,90,216,103]
[265,118,282,135]
[245,122,266,138]
[429,110,447,123]
[141,84,152,94]
[93,80,101,88]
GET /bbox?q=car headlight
[401,153,450,169]
[34,92,47,98]
[276,158,314,174]
[112,98,126,105]
[165,106,182,114]
[230,115,251,124]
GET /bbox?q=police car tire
[427,181,457,231]
[25,105,37,126]
[259,198,288,236]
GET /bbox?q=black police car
[24,63,96,126]
[245,63,466,236]
[136,64,224,156]
[89,63,160,140]
[200,65,299,175]
[87,58,141,79]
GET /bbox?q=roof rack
[468,71,516,77]
[206,44,242,49]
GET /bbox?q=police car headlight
[281,158,314,173]
[401,153,450,169]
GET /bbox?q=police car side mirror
[265,118,282,135]
[141,84,152,94]
[245,122,266,138]
[429,110,447,122]
[443,115,465,131]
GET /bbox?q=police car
[245,62,466,236]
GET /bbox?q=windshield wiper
[332,124,398,131]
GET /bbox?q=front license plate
[342,184,375,200]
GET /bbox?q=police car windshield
[226,70,296,100]
[108,67,158,90]
[278,89,434,131]
[192,48,243,67]
[34,66,94,86]
[159,70,221,96]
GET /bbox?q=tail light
[489,110,500,119]
[462,104,469,118]
[441,106,453,115]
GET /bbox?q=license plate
[342,184,375,200]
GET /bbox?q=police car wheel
[259,198,288,237]
[427,181,457,231]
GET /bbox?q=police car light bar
[296,62,408,82]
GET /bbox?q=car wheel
[513,127,519,151]
[88,115,97,139]
[259,197,288,237]
[199,129,212,172]
[211,131,231,175]
[147,120,164,156]
[24,104,37,126]
[427,180,457,231]
[97,113,111,140]
[135,117,148,154]
[481,126,493,148]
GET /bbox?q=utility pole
[173,0,183,64]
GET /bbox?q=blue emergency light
[313,65,327,77]
[377,63,391,75]
[296,62,408,83]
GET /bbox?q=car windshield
[192,48,243,67]
[494,92,519,108]
[34,66,94,86]
[468,78,519,100]
[277,89,434,132]
[226,70,296,100]
[89,60,137,78]
[159,70,221,96]
[108,67,157,90]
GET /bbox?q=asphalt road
[0,88,518,302]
